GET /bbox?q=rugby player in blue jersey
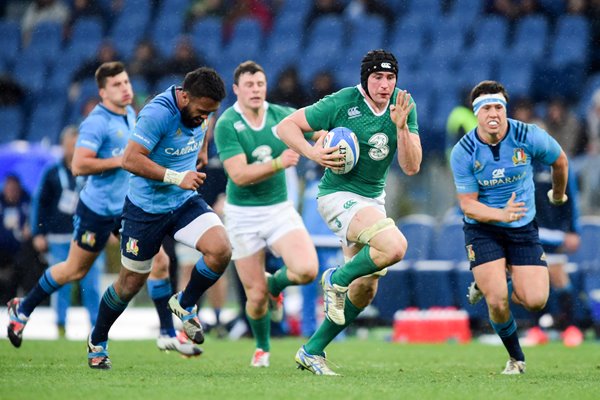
[7,62,201,358]
[450,80,569,374]
[87,67,231,369]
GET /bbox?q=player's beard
[180,106,203,128]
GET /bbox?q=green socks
[267,266,293,296]
[331,245,379,287]
[304,296,363,355]
[248,313,271,351]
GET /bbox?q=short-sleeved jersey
[129,86,210,214]
[215,101,312,206]
[77,103,135,216]
[304,85,419,198]
[450,119,562,228]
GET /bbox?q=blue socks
[20,269,62,317]
[179,257,221,310]
[147,278,175,337]
[490,313,525,362]
[91,285,129,345]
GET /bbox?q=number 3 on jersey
[368,133,389,161]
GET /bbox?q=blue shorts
[73,200,121,252]
[463,221,547,269]
[120,195,219,265]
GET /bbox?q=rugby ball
[322,127,360,174]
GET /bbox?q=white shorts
[317,191,387,247]
[224,201,307,260]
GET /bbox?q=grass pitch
[1,338,599,400]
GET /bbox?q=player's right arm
[122,140,205,190]
[72,147,122,176]
[277,108,344,169]
[450,143,526,224]
[72,115,122,176]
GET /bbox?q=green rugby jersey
[215,102,311,206]
[305,86,419,198]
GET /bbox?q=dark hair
[233,60,265,85]
[470,80,510,104]
[95,61,126,89]
[360,49,398,98]
[183,67,226,102]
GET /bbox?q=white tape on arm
[163,169,187,186]
[547,189,568,205]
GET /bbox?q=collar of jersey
[233,101,270,131]
[356,85,390,117]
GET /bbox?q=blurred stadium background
[1,0,600,342]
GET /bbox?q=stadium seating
[412,260,455,308]
[509,15,549,62]
[151,14,185,58]
[190,17,223,67]
[25,100,67,144]
[0,20,20,67]
[0,106,24,143]
[571,216,600,269]
[27,21,63,65]
[434,217,467,262]
[372,261,413,322]
[397,214,437,261]
[299,15,344,84]
[69,17,104,61]
[224,17,263,64]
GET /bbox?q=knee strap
[356,218,395,244]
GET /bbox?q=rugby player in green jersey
[277,50,422,375]
[214,61,320,367]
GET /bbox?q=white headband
[472,93,507,115]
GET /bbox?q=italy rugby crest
[512,148,527,165]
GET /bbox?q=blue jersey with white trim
[77,103,135,216]
[128,86,209,213]
[450,118,562,228]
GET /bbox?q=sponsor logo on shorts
[466,244,475,261]
[126,237,139,256]
[81,231,96,247]
[343,200,357,209]
[541,252,546,261]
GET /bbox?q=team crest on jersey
[512,148,527,165]
[126,237,139,256]
[81,231,96,247]
[474,160,482,172]
[343,200,357,210]
[466,244,475,261]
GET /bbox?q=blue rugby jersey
[128,86,209,213]
[450,118,562,228]
[77,103,135,216]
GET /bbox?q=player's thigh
[234,251,267,294]
[510,265,550,306]
[270,228,318,273]
[472,259,510,303]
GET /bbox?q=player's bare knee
[485,295,510,314]
[293,264,318,284]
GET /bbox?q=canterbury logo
[381,62,392,68]
[347,107,361,118]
